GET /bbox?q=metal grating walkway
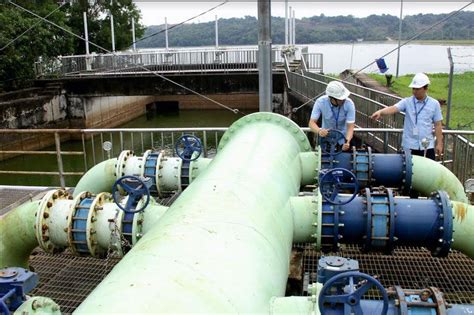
[29,251,120,314]
[301,245,474,304]
[28,245,473,314]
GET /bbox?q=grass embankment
[368,72,474,131]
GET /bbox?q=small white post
[165,17,169,50]
[215,15,219,48]
[110,0,115,52]
[83,11,90,55]
[132,17,136,51]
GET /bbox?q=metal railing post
[54,132,66,187]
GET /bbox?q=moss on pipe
[411,156,468,203]
[451,201,474,259]
[0,201,39,268]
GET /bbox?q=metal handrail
[36,48,290,77]
[1,127,472,188]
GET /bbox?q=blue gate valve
[320,168,359,205]
[319,271,389,315]
[175,135,203,161]
[320,129,346,156]
[112,175,151,213]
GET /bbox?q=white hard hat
[409,73,430,88]
[326,81,351,100]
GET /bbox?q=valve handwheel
[320,129,346,156]
[319,271,389,315]
[112,175,151,213]
[175,135,203,161]
[320,168,359,205]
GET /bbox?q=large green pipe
[411,155,468,203]
[74,158,117,197]
[452,201,474,258]
[0,201,40,269]
[75,112,312,313]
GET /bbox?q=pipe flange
[312,190,323,251]
[367,147,373,184]
[363,188,396,253]
[351,148,371,187]
[35,189,71,253]
[141,150,152,175]
[155,152,164,197]
[401,150,413,195]
[429,190,453,257]
[132,199,146,245]
[115,150,134,178]
[143,150,164,197]
[218,113,311,152]
[109,205,125,257]
[67,192,95,256]
[320,201,342,252]
[86,192,113,258]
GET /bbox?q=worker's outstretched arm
[371,105,400,120]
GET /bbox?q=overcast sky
[133,1,474,26]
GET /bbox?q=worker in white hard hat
[371,73,443,160]
[308,81,355,151]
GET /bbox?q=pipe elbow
[74,158,117,197]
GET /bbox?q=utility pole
[446,47,454,129]
[110,0,115,52]
[291,9,296,45]
[257,0,272,112]
[285,0,288,45]
[215,15,219,48]
[349,41,355,69]
[83,11,90,55]
[165,17,169,50]
[396,0,403,77]
[132,17,136,51]
[289,6,292,45]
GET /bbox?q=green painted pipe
[0,201,40,269]
[269,297,318,315]
[74,158,117,197]
[289,196,318,243]
[411,155,468,203]
[75,112,312,314]
[452,201,474,258]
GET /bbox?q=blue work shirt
[395,95,443,150]
[310,96,356,144]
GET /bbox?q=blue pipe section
[321,149,412,194]
[322,300,474,315]
[71,197,94,254]
[320,189,453,256]
[143,152,160,195]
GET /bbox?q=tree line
[137,11,474,48]
[0,0,144,91]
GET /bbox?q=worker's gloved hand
[371,110,382,120]
[342,142,350,151]
[318,129,329,137]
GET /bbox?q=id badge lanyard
[330,105,342,130]
[413,97,427,136]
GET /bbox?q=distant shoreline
[307,39,474,46]
[137,39,474,50]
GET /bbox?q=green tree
[0,0,73,91]
[67,0,145,54]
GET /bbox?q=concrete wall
[152,93,258,110]
[69,95,158,128]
